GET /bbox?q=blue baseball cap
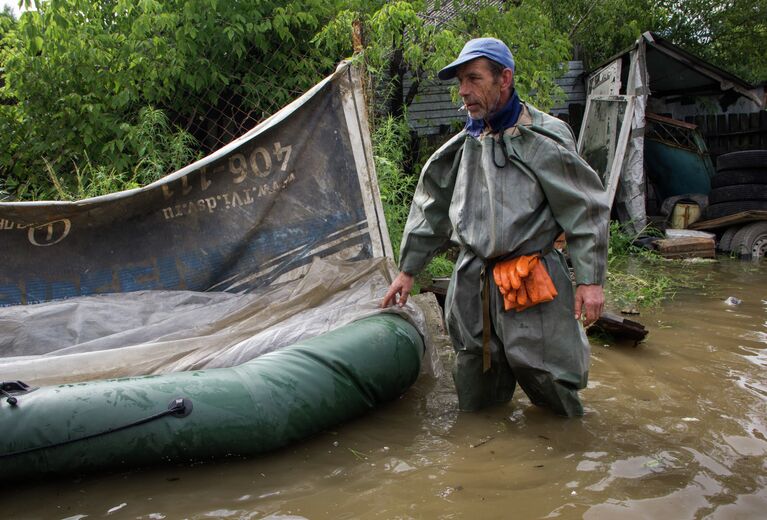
[438,37,515,80]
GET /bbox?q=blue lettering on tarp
[118,263,159,292]
[0,283,22,307]
[157,255,181,290]
[25,278,48,304]
[51,281,78,301]
[81,269,116,296]
[177,251,210,291]
[3,210,365,304]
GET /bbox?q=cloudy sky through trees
[1,1,21,17]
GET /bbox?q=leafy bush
[373,113,416,261]
[40,107,199,200]
[0,0,342,200]
[373,112,455,282]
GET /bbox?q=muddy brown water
[4,258,766,519]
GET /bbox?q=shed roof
[593,31,763,107]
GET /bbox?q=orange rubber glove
[492,254,557,312]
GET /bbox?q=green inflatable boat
[0,314,424,480]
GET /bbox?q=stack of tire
[708,150,767,259]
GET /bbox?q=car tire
[711,169,767,189]
[718,226,740,252]
[708,184,767,204]
[730,221,767,259]
[716,150,767,171]
[705,200,767,220]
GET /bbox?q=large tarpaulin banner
[0,62,392,306]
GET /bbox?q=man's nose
[458,80,469,97]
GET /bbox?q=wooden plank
[655,237,715,253]
[646,112,698,130]
[717,114,727,156]
[555,77,584,88]
[408,116,463,129]
[697,115,708,137]
[408,115,463,127]
[407,108,460,119]
[411,92,461,107]
[761,110,767,149]
[604,96,635,208]
[749,112,760,148]
[702,115,716,157]
[689,210,767,230]
[738,113,749,149]
[407,101,460,111]
[405,83,451,93]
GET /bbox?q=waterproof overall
[399,104,609,417]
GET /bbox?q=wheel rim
[752,236,767,259]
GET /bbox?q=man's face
[456,58,504,120]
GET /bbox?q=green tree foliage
[537,0,767,84]
[0,0,342,200]
[538,0,664,68]
[0,6,15,37]
[659,0,767,84]
[2,0,763,201]
[453,3,572,110]
[315,0,572,113]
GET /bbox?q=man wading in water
[381,38,609,417]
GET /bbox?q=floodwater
[4,258,767,519]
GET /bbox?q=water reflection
[3,258,766,519]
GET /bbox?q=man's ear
[502,68,514,91]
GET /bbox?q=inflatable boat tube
[0,314,423,480]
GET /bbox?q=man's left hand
[574,284,604,327]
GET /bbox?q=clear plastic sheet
[0,257,442,386]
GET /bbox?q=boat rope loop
[0,397,193,459]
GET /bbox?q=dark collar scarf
[465,90,522,137]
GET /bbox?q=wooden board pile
[654,236,716,258]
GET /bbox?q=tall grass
[373,113,456,282]
[373,114,415,262]
[604,220,702,310]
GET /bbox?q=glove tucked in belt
[492,254,558,311]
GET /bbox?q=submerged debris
[589,312,649,345]
[469,436,495,448]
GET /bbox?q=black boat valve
[168,397,193,418]
[1,380,35,407]
[0,388,18,406]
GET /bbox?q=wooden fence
[684,111,767,159]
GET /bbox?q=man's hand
[574,284,604,326]
[381,272,415,308]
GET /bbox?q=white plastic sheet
[0,257,441,386]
